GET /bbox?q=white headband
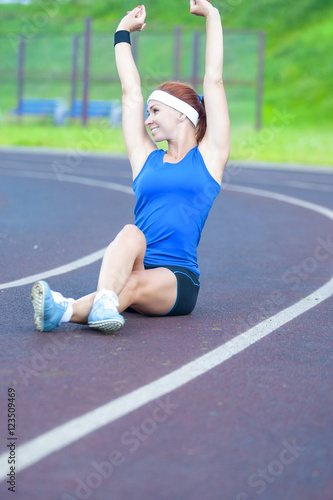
[147,90,199,127]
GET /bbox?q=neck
[165,130,197,163]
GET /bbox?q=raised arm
[115,6,156,179]
[190,0,230,184]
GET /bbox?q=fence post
[191,31,200,90]
[173,26,181,81]
[70,34,79,119]
[256,31,265,130]
[82,17,91,126]
[131,32,138,63]
[17,36,25,118]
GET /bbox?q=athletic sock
[51,290,75,324]
[60,303,74,323]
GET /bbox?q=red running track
[0,148,332,500]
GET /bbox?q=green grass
[230,126,333,166]
[1,121,332,167]
[0,121,125,153]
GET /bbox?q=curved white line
[0,172,133,290]
[0,170,332,481]
[224,184,333,220]
[1,171,332,289]
[0,277,332,480]
[0,248,107,291]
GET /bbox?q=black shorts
[144,264,200,316]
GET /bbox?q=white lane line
[227,159,333,173]
[223,184,333,219]
[0,276,332,481]
[231,178,333,193]
[0,248,107,291]
[0,170,332,481]
[0,164,132,180]
[0,169,133,195]
[0,171,132,290]
[285,180,333,192]
[1,173,330,290]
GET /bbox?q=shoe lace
[51,290,75,307]
[99,291,119,310]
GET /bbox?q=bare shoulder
[128,138,158,181]
[198,135,230,186]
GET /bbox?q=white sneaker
[88,289,125,333]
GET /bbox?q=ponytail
[196,95,206,144]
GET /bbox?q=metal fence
[0,19,265,128]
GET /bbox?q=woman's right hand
[116,5,147,33]
[190,0,216,18]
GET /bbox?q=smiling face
[145,100,181,142]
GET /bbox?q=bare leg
[117,267,177,315]
[70,293,95,324]
[70,224,146,324]
[97,224,146,293]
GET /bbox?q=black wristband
[114,30,131,47]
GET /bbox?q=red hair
[156,82,206,144]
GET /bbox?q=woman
[31,0,230,333]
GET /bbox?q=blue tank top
[133,146,220,276]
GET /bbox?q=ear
[178,113,186,122]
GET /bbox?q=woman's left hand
[117,5,147,33]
